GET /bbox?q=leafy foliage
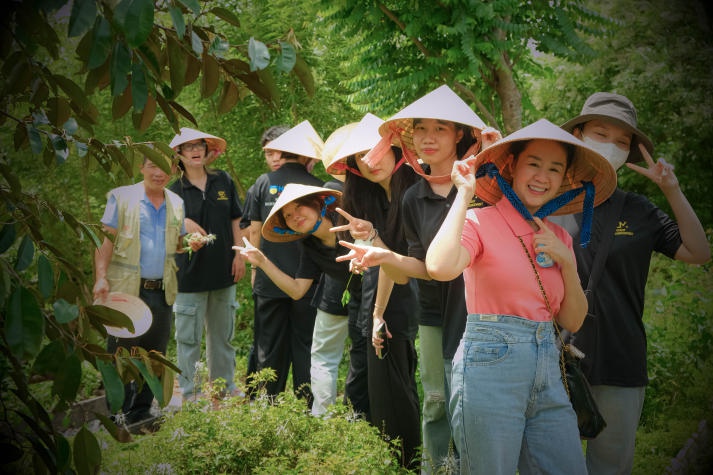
[320,0,614,132]
[99,389,405,474]
[0,0,316,472]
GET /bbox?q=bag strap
[516,235,570,398]
[586,189,626,294]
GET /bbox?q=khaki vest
[105,182,183,305]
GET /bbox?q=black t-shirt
[355,189,419,341]
[401,178,488,359]
[243,162,324,298]
[570,189,682,387]
[169,169,242,292]
[295,231,361,315]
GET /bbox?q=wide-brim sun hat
[169,127,227,165]
[97,292,153,338]
[262,184,342,243]
[321,122,359,181]
[473,118,617,216]
[377,84,487,152]
[324,113,384,176]
[561,92,653,163]
[262,120,324,160]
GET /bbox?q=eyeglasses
[180,141,207,152]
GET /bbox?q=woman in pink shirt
[426,119,616,474]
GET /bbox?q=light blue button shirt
[101,191,169,279]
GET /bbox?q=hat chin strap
[272,196,336,237]
[476,163,595,247]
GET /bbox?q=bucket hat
[364,85,487,183]
[323,113,385,177]
[561,92,653,163]
[262,120,324,160]
[169,127,227,165]
[99,292,153,338]
[262,184,341,243]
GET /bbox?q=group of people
[93,85,709,474]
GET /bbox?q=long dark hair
[339,146,418,251]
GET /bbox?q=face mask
[581,136,630,171]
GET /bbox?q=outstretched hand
[451,155,477,194]
[337,240,391,274]
[626,143,679,191]
[232,237,266,268]
[329,208,375,241]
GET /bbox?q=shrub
[99,391,406,474]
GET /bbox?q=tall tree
[0,0,315,472]
[321,0,613,133]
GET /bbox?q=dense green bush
[99,391,407,474]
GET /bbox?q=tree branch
[377,2,434,58]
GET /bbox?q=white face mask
[581,136,630,171]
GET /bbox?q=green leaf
[190,30,203,56]
[56,434,71,472]
[341,289,350,306]
[50,134,69,164]
[210,7,240,27]
[68,0,97,38]
[31,340,65,376]
[276,42,296,73]
[131,63,148,112]
[168,6,185,38]
[26,125,44,155]
[110,41,131,97]
[217,79,239,114]
[114,0,154,48]
[73,426,101,475]
[53,299,79,324]
[85,304,134,333]
[179,0,201,15]
[52,352,81,400]
[87,17,111,69]
[208,36,230,59]
[62,117,79,135]
[248,37,270,71]
[293,53,315,97]
[132,359,163,405]
[14,235,34,271]
[167,34,186,96]
[37,254,54,298]
[97,359,125,413]
[5,286,45,359]
[200,53,220,98]
[0,223,16,253]
[134,143,171,174]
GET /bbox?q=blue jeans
[310,309,349,416]
[450,314,586,475]
[419,324,450,473]
[585,385,645,475]
[174,286,238,398]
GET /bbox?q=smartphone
[375,322,387,359]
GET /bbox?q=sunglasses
[180,141,207,152]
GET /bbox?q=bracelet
[368,227,378,242]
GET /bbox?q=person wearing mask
[426,119,617,474]
[169,128,246,401]
[242,121,324,403]
[554,92,710,474]
[94,154,203,424]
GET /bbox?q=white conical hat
[379,85,487,151]
[262,184,342,242]
[324,113,384,176]
[320,122,357,180]
[169,127,227,165]
[263,120,324,160]
[473,118,617,215]
[99,292,153,338]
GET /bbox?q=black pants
[107,287,172,416]
[252,294,316,404]
[367,337,421,470]
[343,310,369,417]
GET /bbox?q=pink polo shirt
[460,198,575,321]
